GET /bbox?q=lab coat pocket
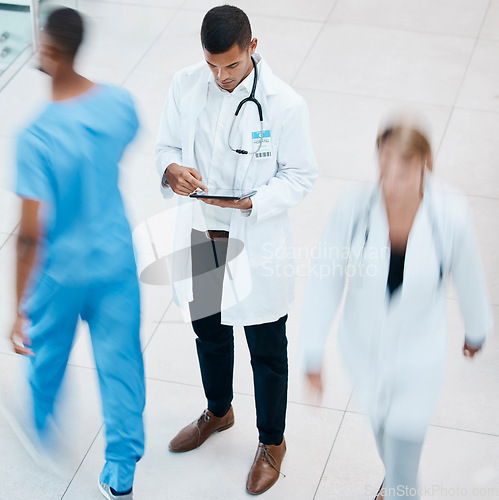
[21,272,61,321]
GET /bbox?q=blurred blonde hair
[376,119,433,172]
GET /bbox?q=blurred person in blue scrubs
[8,8,144,500]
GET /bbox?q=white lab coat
[300,174,493,440]
[155,55,318,325]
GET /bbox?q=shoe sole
[216,420,235,433]
[169,420,235,453]
[97,479,112,500]
[246,478,279,496]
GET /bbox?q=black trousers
[189,229,288,446]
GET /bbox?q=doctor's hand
[200,197,253,210]
[9,314,34,357]
[463,341,482,359]
[163,163,207,196]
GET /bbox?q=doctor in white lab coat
[299,122,492,499]
[155,6,317,495]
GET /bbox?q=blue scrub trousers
[24,272,145,493]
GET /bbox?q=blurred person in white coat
[299,120,492,499]
[155,5,317,495]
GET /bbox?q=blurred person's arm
[298,192,355,393]
[155,72,206,198]
[449,197,493,358]
[10,199,41,356]
[10,131,52,356]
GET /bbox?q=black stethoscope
[228,56,264,155]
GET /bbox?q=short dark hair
[44,7,84,60]
[201,5,251,54]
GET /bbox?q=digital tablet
[189,188,257,200]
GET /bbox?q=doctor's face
[378,137,425,205]
[204,39,257,92]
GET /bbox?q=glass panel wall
[0,0,78,90]
[0,2,33,89]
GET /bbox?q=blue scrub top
[15,83,139,285]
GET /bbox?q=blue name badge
[251,130,272,159]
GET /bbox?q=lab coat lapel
[392,174,442,308]
[171,71,209,309]
[401,196,441,307]
[181,73,209,166]
[369,190,391,303]
[348,189,390,314]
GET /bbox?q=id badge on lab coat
[252,130,272,160]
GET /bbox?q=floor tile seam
[178,6,327,25]
[0,232,14,250]
[312,389,355,499]
[343,408,499,438]
[434,0,492,156]
[119,7,186,87]
[59,423,104,500]
[137,376,352,412]
[80,0,181,9]
[320,19,487,41]
[477,0,494,39]
[140,300,172,354]
[292,85,461,110]
[289,1,342,87]
[454,104,499,116]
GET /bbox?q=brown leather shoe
[246,438,286,495]
[168,407,234,453]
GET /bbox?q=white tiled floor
[0,1,498,499]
